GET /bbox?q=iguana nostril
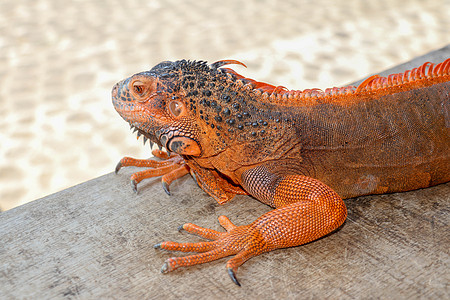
[112,84,119,98]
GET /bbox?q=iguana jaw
[112,77,170,148]
[112,76,201,155]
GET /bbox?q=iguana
[112,58,450,286]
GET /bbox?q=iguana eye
[168,100,184,117]
[132,81,145,95]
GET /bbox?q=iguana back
[260,81,450,198]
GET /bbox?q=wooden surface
[1,48,449,299]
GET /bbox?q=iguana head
[112,59,265,158]
[112,60,203,156]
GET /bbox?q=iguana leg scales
[115,152,188,193]
[179,222,223,240]
[217,215,238,231]
[160,248,235,274]
[161,166,190,195]
[115,155,181,171]
[176,215,240,240]
[155,168,347,286]
[155,241,217,253]
[151,149,177,160]
[129,163,185,183]
[156,215,264,286]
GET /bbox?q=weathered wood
[1,48,449,299]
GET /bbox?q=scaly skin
[112,58,450,286]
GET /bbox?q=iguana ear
[167,136,201,155]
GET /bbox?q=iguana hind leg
[155,164,347,286]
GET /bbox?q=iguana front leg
[115,149,189,194]
[155,164,347,286]
[187,159,248,204]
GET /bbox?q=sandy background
[1,0,449,211]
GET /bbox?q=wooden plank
[1,48,449,299]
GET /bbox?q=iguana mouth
[130,124,164,150]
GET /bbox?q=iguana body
[112,58,450,286]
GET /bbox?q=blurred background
[0,0,449,211]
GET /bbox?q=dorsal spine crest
[210,58,450,106]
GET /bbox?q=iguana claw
[131,179,138,193]
[162,181,171,195]
[115,161,122,174]
[160,262,169,274]
[228,268,241,287]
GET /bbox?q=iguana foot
[115,149,189,193]
[154,215,269,286]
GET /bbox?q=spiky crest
[213,58,450,106]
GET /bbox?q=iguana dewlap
[112,58,450,286]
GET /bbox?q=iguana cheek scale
[112,58,450,286]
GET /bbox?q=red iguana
[112,58,450,286]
